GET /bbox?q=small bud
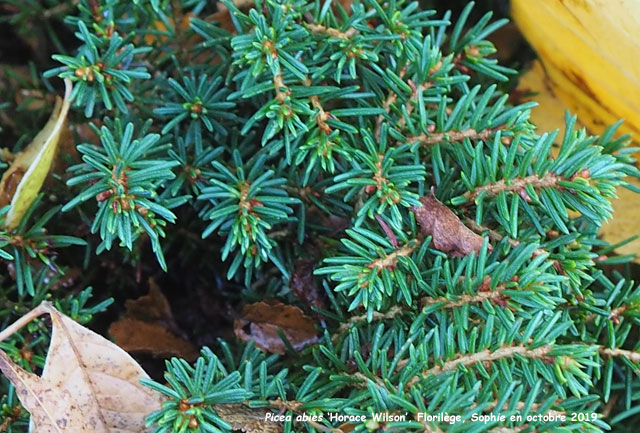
[466,45,481,57]
[518,188,532,202]
[96,190,113,202]
[407,79,417,93]
[427,124,436,133]
[188,417,199,429]
[428,60,442,75]
[572,169,590,180]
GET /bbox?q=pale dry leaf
[0,79,73,229]
[514,62,640,261]
[0,350,93,432]
[0,302,165,433]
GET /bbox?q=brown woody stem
[336,306,403,336]
[600,347,640,362]
[367,238,422,270]
[407,345,553,387]
[304,78,331,134]
[464,218,548,258]
[408,126,502,146]
[420,285,507,310]
[464,173,562,201]
[306,23,356,40]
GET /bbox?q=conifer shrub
[1,0,640,431]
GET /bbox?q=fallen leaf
[109,318,198,360]
[290,259,327,311]
[109,279,198,360]
[0,302,165,432]
[511,0,640,144]
[411,193,486,258]
[0,352,93,432]
[337,422,357,432]
[143,12,194,45]
[234,302,318,355]
[213,403,283,433]
[599,178,640,263]
[512,62,639,263]
[0,78,72,229]
[514,61,586,136]
[124,278,173,321]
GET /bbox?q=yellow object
[0,78,72,230]
[513,0,640,262]
[511,0,640,142]
[516,61,585,135]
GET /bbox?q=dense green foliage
[2,0,640,432]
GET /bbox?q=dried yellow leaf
[515,61,586,136]
[512,0,640,143]
[0,79,72,230]
[512,2,640,262]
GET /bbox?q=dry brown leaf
[213,403,283,433]
[143,13,194,45]
[411,193,487,258]
[109,279,198,360]
[124,279,173,321]
[0,302,165,432]
[109,318,198,360]
[290,259,327,311]
[234,302,318,355]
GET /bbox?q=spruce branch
[409,344,553,386]
[419,282,508,310]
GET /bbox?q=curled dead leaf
[234,302,318,355]
[290,259,327,311]
[411,193,487,258]
[109,318,199,361]
[0,78,72,229]
[109,279,198,360]
[0,302,165,432]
